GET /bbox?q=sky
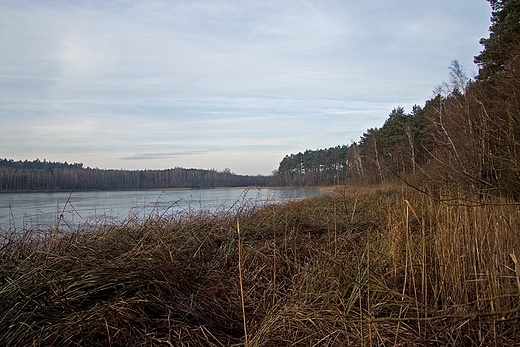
[0,0,492,175]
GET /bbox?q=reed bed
[1,185,519,346]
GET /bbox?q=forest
[274,0,520,201]
[0,159,268,191]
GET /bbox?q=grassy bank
[1,184,519,346]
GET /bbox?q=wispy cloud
[121,150,215,161]
[0,0,491,174]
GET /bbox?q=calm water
[0,188,323,231]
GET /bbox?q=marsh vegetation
[1,184,519,346]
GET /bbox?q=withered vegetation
[1,184,519,346]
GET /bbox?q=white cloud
[0,0,492,174]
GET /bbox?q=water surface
[0,188,323,231]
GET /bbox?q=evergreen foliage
[475,0,520,80]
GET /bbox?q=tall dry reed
[1,185,519,346]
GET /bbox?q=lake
[0,188,325,231]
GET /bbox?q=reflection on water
[0,188,324,231]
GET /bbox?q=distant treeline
[273,1,520,200]
[0,159,268,191]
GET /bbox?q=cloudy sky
[0,0,492,175]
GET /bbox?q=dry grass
[1,184,519,346]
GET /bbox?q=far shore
[0,185,337,194]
